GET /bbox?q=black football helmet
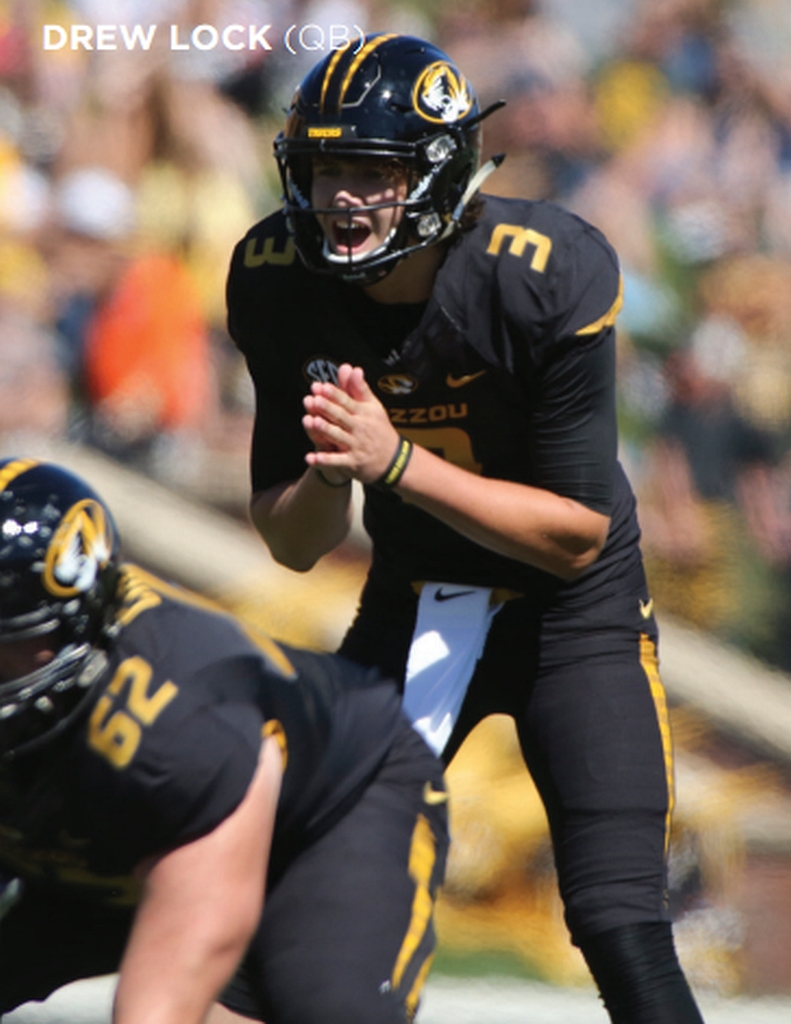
[275,33,504,282]
[0,459,120,759]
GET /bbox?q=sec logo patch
[303,358,340,385]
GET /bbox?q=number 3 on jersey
[88,656,178,769]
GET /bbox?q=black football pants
[222,717,448,1022]
[340,564,706,1023]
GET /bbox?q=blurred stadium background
[3,0,791,1019]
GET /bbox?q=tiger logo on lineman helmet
[43,499,114,599]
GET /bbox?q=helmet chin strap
[441,153,506,240]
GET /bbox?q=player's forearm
[115,739,280,1024]
[250,470,353,571]
[113,937,248,1024]
[396,443,610,580]
[114,886,260,1024]
[113,870,262,1024]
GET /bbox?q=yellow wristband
[373,437,413,490]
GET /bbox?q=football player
[226,33,706,1024]
[0,457,448,1024]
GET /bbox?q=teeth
[334,223,370,250]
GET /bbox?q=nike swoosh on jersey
[434,588,477,602]
[423,782,449,805]
[639,598,654,620]
[445,370,486,388]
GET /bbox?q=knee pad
[578,921,705,1024]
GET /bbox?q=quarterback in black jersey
[0,458,447,1023]
[227,33,706,1024]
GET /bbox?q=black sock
[579,921,705,1024]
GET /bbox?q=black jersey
[227,195,642,602]
[0,567,403,905]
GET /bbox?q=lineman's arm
[113,737,283,1024]
[250,465,354,572]
[305,365,610,581]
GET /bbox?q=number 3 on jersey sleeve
[88,656,179,769]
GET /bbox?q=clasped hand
[303,364,402,485]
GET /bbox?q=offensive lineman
[226,33,705,1024]
[0,457,447,1023]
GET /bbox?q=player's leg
[221,718,448,1024]
[517,622,704,1023]
[0,883,132,1015]
[579,919,703,1023]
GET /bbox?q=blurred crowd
[2,0,791,670]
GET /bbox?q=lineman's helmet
[0,459,120,758]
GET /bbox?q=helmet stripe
[336,33,397,111]
[0,458,39,495]
[319,45,349,113]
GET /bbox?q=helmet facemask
[276,125,482,283]
[0,632,110,760]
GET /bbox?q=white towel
[403,583,501,755]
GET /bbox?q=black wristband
[373,437,413,490]
[314,467,351,488]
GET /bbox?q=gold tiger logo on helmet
[413,61,473,125]
[43,499,114,598]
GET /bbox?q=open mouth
[332,220,372,254]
